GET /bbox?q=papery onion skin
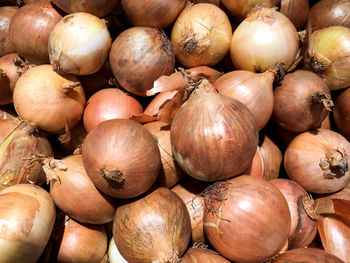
[113,187,191,263]
[204,176,291,263]
[49,12,112,75]
[171,3,232,67]
[9,2,62,64]
[13,64,86,133]
[333,88,350,141]
[82,119,161,198]
[0,119,18,144]
[284,129,350,194]
[109,27,174,96]
[230,7,299,73]
[280,0,309,30]
[0,184,56,263]
[181,248,230,263]
[0,6,17,57]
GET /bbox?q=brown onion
[171,3,232,67]
[230,8,299,72]
[83,88,143,132]
[181,247,230,263]
[333,87,350,141]
[113,187,191,263]
[270,178,317,249]
[0,184,56,263]
[280,0,309,30]
[284,129,350,194]
[171,78,259,182]
[9,2,62,64]
[13,64,86,133]
[273,70,333,132]
[48,155,116,224]
[109,27,174,96]
[0,6,17,56]
[122,0,186,28]
[203,175,291,263]
[82,119,161,198]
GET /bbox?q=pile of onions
[305,26,350,91]
[82,119,161,198]
[272,247,344,262]
[272,70,333,132]
[284,129,350,194]
[0,6,17,56]
[109,27,174,96]
[9,2,62,64]
[203,176,291,262]
[230,7,299,72]
[333,88,350,140]
[171,3,232,67]
[13,64,86,133]
[0,184,56,263]
[49,12,111,75]
[48,155,116,224]
[181,248,230,263]
[83,88,143,132]
[280,0,309,29]
[113,187,191,262]
[122,0,186,28]
[170,79,258,182]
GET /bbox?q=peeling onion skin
[49,12,112,75]
[0,6,17,57]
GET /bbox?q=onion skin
[333,88,350,141]
[109,27,174,96]
[203,175,291,263]
[113,187,191,263]
[0,6,17,57]
[230,8,299,73]
[181,248,230,263]
[284,129,350,194]
[108,238,128,263]
[171,3,232,67]
[280,0,309,30]
[9,2,62,64]
[0,119,18,144]
[82,119,161,198]
[0,184,56,263]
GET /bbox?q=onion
[0,184,56,263]
[273,70,333,132]
[272,247,345,262]
[109,27,174,96]
[192,0,220,5]
[57,120,87,155]
[49,12,111,75]
[203,175,291,263]
[122,0,186,28]
[50,0,120,17]
[284,129,350,194]
[230,7,299,72]
[305,26,350,91]
[270,178,317,249]
[82,119,161,198]
[83,88,143,132]
[280,0,309,29]
[0,119,18,144]
[0,6,17,56]
[48,155,116,224]
[307,0,350,32]
[333,88,350,141]
[214,68,276,130]
[13,64,86,133]
[171,3,232,67]
[170,78,259,182]
[9,2,62,64]
[181,247,230,263]
[108,238,128,263]
[113,187,191,262]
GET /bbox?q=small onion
[181,248,230,263]
[230,7,299,72]
[83,88,143,132]
[171,3,232,67]
[49,12,112,75]
[13,64,86,133]
[0,6,17,56]
[9,2,62,64]
[109,27,174,96]
[280,0,309,30]
[108,238,128,263]
[284,129,350,194]
[113,187,191,263]
[82,119,161,198]
[333,87,350,141]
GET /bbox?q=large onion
[0,6,17,56]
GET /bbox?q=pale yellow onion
[108,238,128,263]
[49,12,111,75]
[171,3,232,67]
[230,8,299,72]
[0,184,56,263]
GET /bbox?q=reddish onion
[83,88,143,132]
[284,129,350,194]
[109,27,174,96]
[0,6,17,57]
[280,0,309,30]
[333,87,350,141]
[9,2,62,64]
[181,247,230,263]
[82,119,161,198]
[171,3,232,67]
[203,176,291,263]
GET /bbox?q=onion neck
[62,82,81,93]
[310,57,327,77]
[302,195,322,221]
[319,149,349,179]
[100,168,125,183]
[312,92,334,111]
[266,63,286,84]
